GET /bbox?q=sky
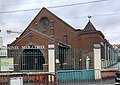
[0,0,120,46]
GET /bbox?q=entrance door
[21,48,45,71]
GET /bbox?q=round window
[39,17,50,30]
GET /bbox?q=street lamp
[6,30,22,34]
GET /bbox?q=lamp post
[101,59,105,68]
[86,56,90,70]
[79,59,82,70]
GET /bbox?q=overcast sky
[0,0,120,46]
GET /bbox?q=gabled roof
[8,7,76,46]
[83,20,96,31]
[19,7,76,39]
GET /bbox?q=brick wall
[101,70,116,78]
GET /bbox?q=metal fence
[55,48,118,70]
[0,47,119,85]
[0,48,96,72]
[0,47,118,72]
[0,47,48,72]
[55,48,94,70]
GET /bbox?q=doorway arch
[21,48,45,71]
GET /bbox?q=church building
[7,7,115,71]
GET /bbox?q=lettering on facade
[22,45,45,49]
[8,45,45,49]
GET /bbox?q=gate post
[94,44,101,79]
[48,44,55,73]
